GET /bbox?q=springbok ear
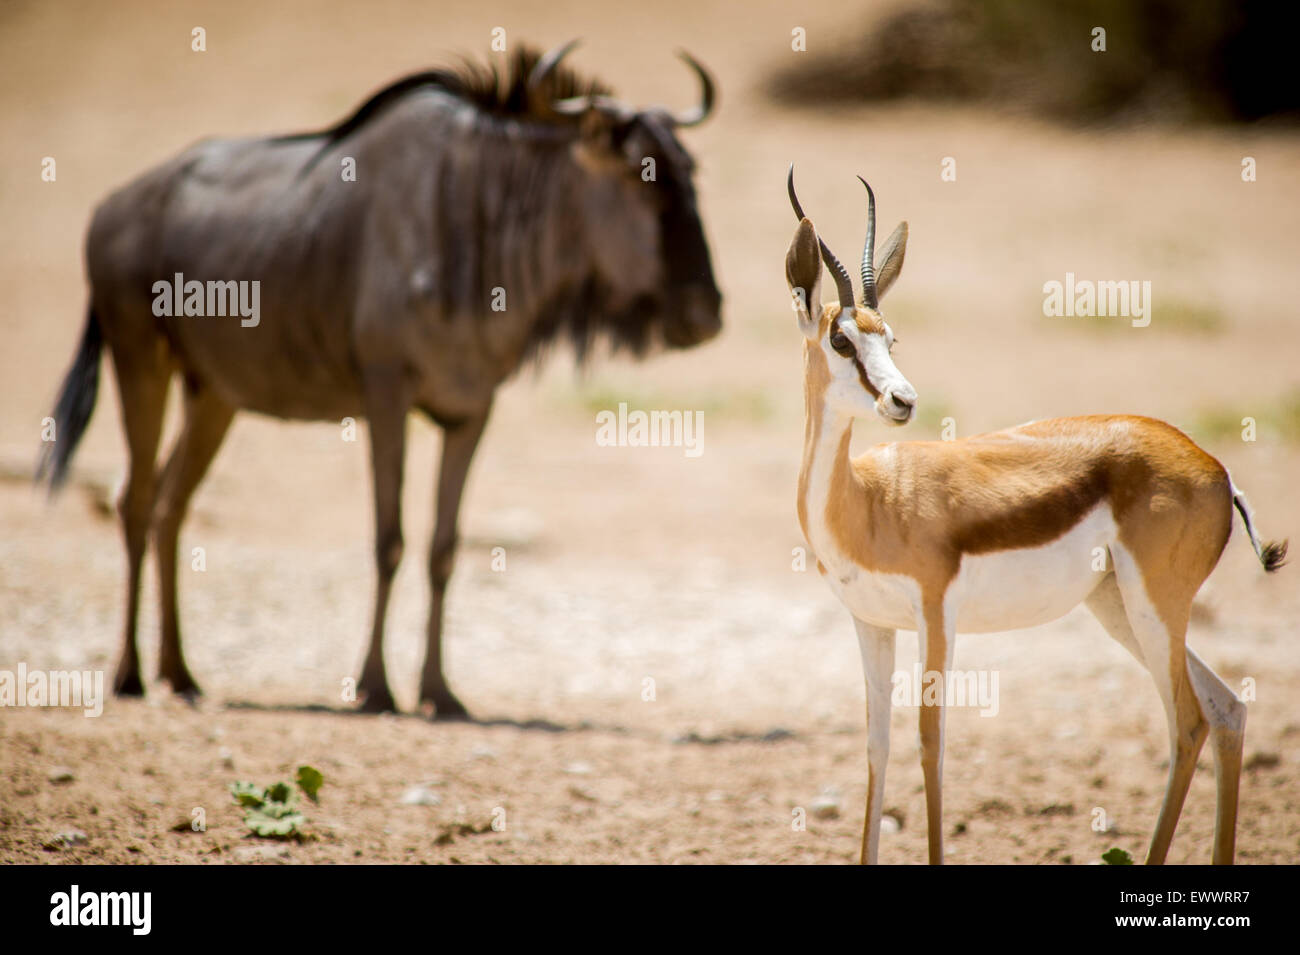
[785,218,822,339]
[874,221,908,300]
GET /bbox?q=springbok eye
[829,330,855,357]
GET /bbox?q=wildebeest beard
[528,280,661,361]
[420,140,706,364]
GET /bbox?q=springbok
[784,166,1286,865]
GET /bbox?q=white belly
[947,503,1118,632]
[817,503,1118,634]
[828,566,921,631]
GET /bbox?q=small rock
[472,507,543,547]
[469,746,497,762]
[233,845,290,863]
[562,761,594,776]
[218,747,235,769]
[400,786,442,806]
[48,767,75,784]
[43,830,88,851]
[881,814,901,835]
[809,791,842,820]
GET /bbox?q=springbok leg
[918,600,953,865]
[853,619,895,864]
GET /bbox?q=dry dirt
[1,0,1297,864]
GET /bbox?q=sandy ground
[1,0,1297,864]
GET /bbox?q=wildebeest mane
[291,45,612,169]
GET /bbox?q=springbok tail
[1230,480,1288,573]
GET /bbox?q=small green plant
[229,765,323,840]
[1101,847,1134,865]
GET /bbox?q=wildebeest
[36,41,722,718]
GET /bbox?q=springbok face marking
[819,304,914,426]
[784,166,915,427]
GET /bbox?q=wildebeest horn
[787,164,856,311]
[857,175,878,309]
[547,48,716,126]
[672,51,715,127]
[531,39,629,121]
[528,38,582,99]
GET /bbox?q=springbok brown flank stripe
[802,370,1236,618]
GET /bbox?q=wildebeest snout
[664,283,722,347]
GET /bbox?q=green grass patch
[1041,294,1227,336]
[850,395,953,445]
[913,396,956,437]
[1190,388,1300,446]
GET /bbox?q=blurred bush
[768,0,1298,123]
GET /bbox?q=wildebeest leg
[419,408,491,719]
[357,375,409,712]
[108,334,171,696]
[152,385,235,697]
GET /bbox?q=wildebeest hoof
[162,669,202,700]
[424,693,470,721]
[113,669,144,697]
[358,688,398,714]
[168,679,203,703]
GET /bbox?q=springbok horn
[857,175,878,309]
[672,51,715,127]
[787,164,856,311]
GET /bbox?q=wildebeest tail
[35,305,103,493]
[1230,480,1288,573]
